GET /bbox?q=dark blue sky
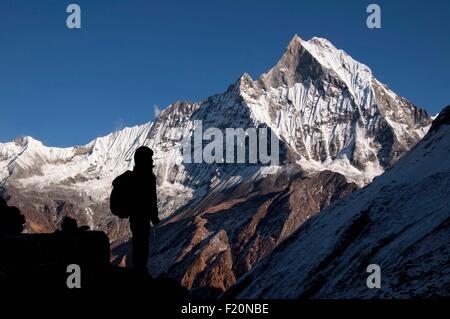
[0,0,449,146]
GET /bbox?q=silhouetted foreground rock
[0,231,188,299]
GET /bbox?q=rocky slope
[143,167,357,297]
[226,105,450,298]
[0,35,432,294]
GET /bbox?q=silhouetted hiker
[0,197,26,236]
[110,146,160,274]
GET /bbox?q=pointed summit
[231,72,254,92]
[259,35,328,89]
[238,72,253,83]
[283,34,305,58]
[14,136,43,148]
[238,72,253,86]
[287,34,303,49]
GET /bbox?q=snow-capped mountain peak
[235,36,431,185]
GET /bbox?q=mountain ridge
[0,34,431,228]
[226,105,450,298]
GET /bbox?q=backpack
[110,170,135,218]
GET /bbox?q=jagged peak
[230,72,255,93]
[258,34,329,88]
[286,34,303,49]
[258,34,376,103]
[160,100,199,119]
[237,72,253,85]
[284,35,340,57]
[280,35,306,60]
[13,136,43,148]
[277,35,373,78]
[240,72,253,81]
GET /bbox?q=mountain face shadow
[0,197,187,299]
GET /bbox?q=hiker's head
[134,146,154,168]
[61,216,78,232]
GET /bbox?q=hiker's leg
[129,217,150,273]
